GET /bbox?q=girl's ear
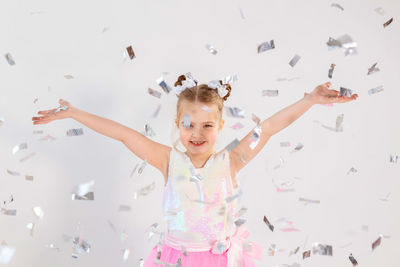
[218,119,225,131]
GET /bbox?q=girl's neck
[185,150,215,168]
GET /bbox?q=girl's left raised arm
[229,82,358,174]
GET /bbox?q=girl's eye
[205,124,213,128]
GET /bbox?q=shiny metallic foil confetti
[225,138,240,152]
[262,90,279,96]
[33,130,43,134]
[239,7,245,19]
[383,17,393,28]
[375,7,385,15]
[349,253,358,266]
[289,54,301,67]
[157,77,171,94]
[249,125,262,150]
[145,124,156,137]
[327,34,357,55]
[64,74,74,79]
[122,249,130,261]
[390,154,398,163]
[134,182,156,199]
[368,85,384,95]
[126,46,135,60]
[299,197,320,204]
[72,237,91,254]
[55,105,69,113]
[153,104,161,118]
[372,236,382,250]
[336,114,344,132]
[0,245,16,264]
[183,114,191,129]
[26,222,35,236]
[294,143,303,151]
[119,205,131,212]
[289,246,300,256]
[20,152,36,162]
[222,74,238,84]
[280,141,291,147]
[312,243,332,256]
[33,206,44,219]
[347,167,357,174]
[3,194,13,206]
[7,169,20,176]
[231,122,244,130]
[225,106,245,118]
[12,142,27,155]
[263,215,274,232]
[148,88,161,98]
[234,218,246,227]
[257,40,275,53]
[205,44,217,55]
[331,3,344,11]
[66,128,83,136]
[72,180,95,200]
[4,53,15,65]
[340,87,352,97]
[302,250,311,259]
[1,208,17,216]
[268,244,276,256]
[328,63,336,78]
[367,62,380,75]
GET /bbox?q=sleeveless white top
[163,147,237,250]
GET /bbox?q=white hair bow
[207,80,227,98]
[174,73,198,96]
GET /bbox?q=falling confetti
[133,182,156,199]
[372,236,382,251]
[148,88,161,98]
[302,250,311,259]
[367,62,380,75]
[331,3,344,11]
[64,75,74,79]
[349,253,358,266]
[0,245,16,264]
[12,142,27,155]
[225,106,245,118]
[312,243,333,256]
[328,63,336,78]
[231,122,244,130]
[157,77,171,94]
[257,40,275,53]
[144,124,156,137]
[72,180,95,200]
[340,87,352,97]
[383,17,393,28]
[368,85,384,95]
[126,46,135,60]
[263,215,274,232]
[33,206,44,219]
[262,90,279,97]
[4,53,15,65]
[66,128,84,136]
[299,197,320,204]
[289,54,301,67]
[205,44,217,55]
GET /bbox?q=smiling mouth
[190,141,206,146]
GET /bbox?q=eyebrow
[181,121,215,124]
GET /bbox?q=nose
[191,126,202,138]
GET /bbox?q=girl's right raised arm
[32,99,171,181]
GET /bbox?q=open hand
[32,99,72,125]
[305,82,358,104]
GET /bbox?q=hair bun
[174,75,187,87]
[218,80,232,101]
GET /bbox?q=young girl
[32,74,358,267]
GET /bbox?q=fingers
[37,108,56,115]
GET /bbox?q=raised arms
[32,99,171,182]
[229,82,358,174]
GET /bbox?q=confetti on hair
[257,40,275,53]
[66,128,83,136]
[289,54,301,67]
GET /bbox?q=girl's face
[176,101,224,156]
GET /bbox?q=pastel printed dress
[144,147,262,267]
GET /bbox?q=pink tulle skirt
[143,244,256,267]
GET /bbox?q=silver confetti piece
[331,3,344,11]
[145,124,156,137]
[0,245,16,264]
[3,195,13,206]
[235,206,248,217]
[54,105,69,113]
[390,154,398,163]
[72,180,95,200]
[119,205,131,212]
[299,197,320,204]
[26,222,35,236]
[64,75,74,79]
[280,142,291,147]
[72,237,91,254]
[20,152,36,162]
[252,113,261,125]
[367,63,380,75]
[257,40,275,53]
[362,225,369,232]
[4,53,16,65]
[234,218,246,227]
[368,85,384,95]
[138,258,144,267]
[249,125,262,150]
[6,169,20,176]
[328,63,336,78]
[347,167,357,174]
[289,54,301,67]
[225,106,245,118]
[372,236,382,251]
[157,77,171,94]
[201,105,212,113]
[383,17,393,28]
[263,215,274,232]
[0,208,16,216]
[33,206,44,219]
[340,87,352,97]
[289,246,300,256]
[126,46,135,60]
[379,192,391,201]
[205,44,217,55]
[33,130,43,134]
[183,114,191,129]
[312,243,333,256]
[148,88,161,98]
[262,90,279,96]
[302,250,311,259]
[231,122,244,130]
[349,253,358,266]
[225,190,242,203]
[153,104,161,118]
[12,142,27,155]
[122,249,130,261]
[66,128,84,136]
[375,8,385,15]
[294,143,303,151]
[134,182,156,199]
[327,34,357,55]
[239,7,245,19]
[225,138,240,152]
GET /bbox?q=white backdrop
[1,0,399,266]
